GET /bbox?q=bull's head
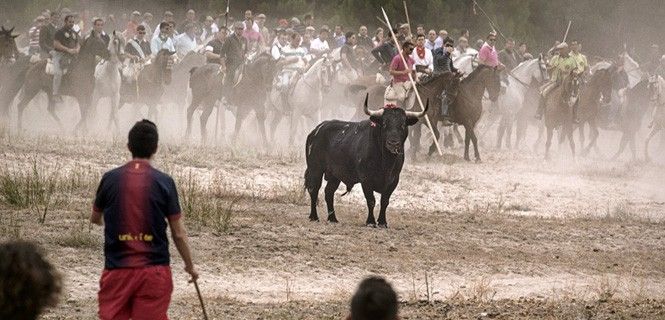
[364,94,428,155]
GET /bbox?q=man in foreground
[91,120,198,320]
[346,276,399,320]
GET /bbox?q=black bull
[304,95,428,227]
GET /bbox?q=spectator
[346,276,399,320]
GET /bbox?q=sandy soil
[1,128,664,319]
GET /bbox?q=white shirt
[200,23,219,42]
[271,42,285,60]
[174,33,198,58]
[425,38,442,50]
[309,37,330,55]
[281,45,309,69]
[411,47,434,72]
[150,35,175,57]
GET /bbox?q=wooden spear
[562,20,572,43]
[381,7,443,156]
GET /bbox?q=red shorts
[98,265,173,320]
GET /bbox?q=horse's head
[109,31,125,60]
[562,70,582,99]
[537,53,549,83]
[0,26,19,60]
[155,49,176,85]
[319,56,335,92]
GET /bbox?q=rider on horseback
[433,37,460,123]
[535,42,582,120]
[220,22,248,96]
[275,32,310,108]
[52,14,80,99]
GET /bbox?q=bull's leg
[545,126,554,160]
[305,168,323,222]
[377,191,393,228]
[361,184,377,227]
[324,178,341,223]
[644,125,661,161]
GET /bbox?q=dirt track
[1,134,664,319]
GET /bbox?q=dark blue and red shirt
[94,160,181,269]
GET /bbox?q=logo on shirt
[118,233,154,242]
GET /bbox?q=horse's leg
[496,115,505,150]
[269,112,282,144]
[515,114,526,149]
[533,122,544,152]
[428,122,440,157]
[629,131,638,162]
[15,87,40,132]
[612,132,629,160]
[409,122,422,160]
[185,95,201,138]
[644,125,661,161]
[232,107,248,144]
[464,125,471,161]
[74,96,91,135]
[199,102,214,145]
[544,126,554,160]
[454,124,464,145]
[567,125,576,158]
[470,127,481,163]
[506,115,514,150]
[578,122,586,149]
[256,108,269,150]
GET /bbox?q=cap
[256,13,266,19]
[555,42,569,50]
[306,26,315,32]
[400,23,409,29]
[290,17,300,24]
[164,11,174,16]
[132,11,140,16]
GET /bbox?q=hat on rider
[555,42,569,50]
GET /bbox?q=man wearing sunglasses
[384,41,416,107]
[433,37,461,123]
[126,25,151,62]
[478,31,502,68]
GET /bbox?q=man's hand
[185,264,199,283]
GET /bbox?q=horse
[225,52,276,146]
[0,26,29,127]
[404,71,457,159]
[118,49,176,122]
[186,63,223,143]
[445,65,501,162]
[574,65,617,156]
[645,74,665,161]
[162,51,205,113]
[91,31,125,132]
[14,34,109,133]
[268,56,335,145]
[495,56,549,149]
[542,71,581,159]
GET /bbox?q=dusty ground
[1,125,665,319]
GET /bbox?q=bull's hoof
[327,214,338,223]
[366,223,377,228]
[378,223,388,228]
[475,158,482,163]
[464,156,471,162]
[309,216,319,222]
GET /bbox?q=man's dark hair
[159,21,169,31]
[136,24,146,32]
[519,42,526,47]
[350,276,398,320]
[416,33,425,40]
[304,14,313,21]
[345,31,354,41]
[93,18,104,26]
[443,37,454,46]
[64,14,75,22]
[506,37,515,43]
[0,241,62,320]
[402,41,414,50]
[128,119,158,158]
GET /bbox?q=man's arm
[169,217,198,282]
[90,209,103,225]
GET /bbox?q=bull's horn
[8,27,14,33]
[405,99,429,118]
[1,26,5,32]
[363,93,383,117]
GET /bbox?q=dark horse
[15,35,108,133]
[0,26,30,123]
[187,53,275,145]
[119,49,175,121]
[443,65,501,162]
[575,66,617,156]
[543,71,581,159]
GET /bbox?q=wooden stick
[403,1,411,37]
[193,280,209,320]
[562,20,572,43]
[381,7,443,156]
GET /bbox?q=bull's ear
[406,117,419,126]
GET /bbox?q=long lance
[381,7,443,156]
[224,0,230,27]
[562,20,572,43]
[403,1,411,37]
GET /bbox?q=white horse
[645,74,665,160]
[495,56,549,149]
[268,56,335,145]
[91,31,124,132]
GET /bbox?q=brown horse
[0,26,27,123]
[0,26,18,61]
[187,53,275,145]
[543,71,581,159]
[575,66,617,156]
[447,65,501,162]
[119,49,175,121]
[15,34,108,133]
